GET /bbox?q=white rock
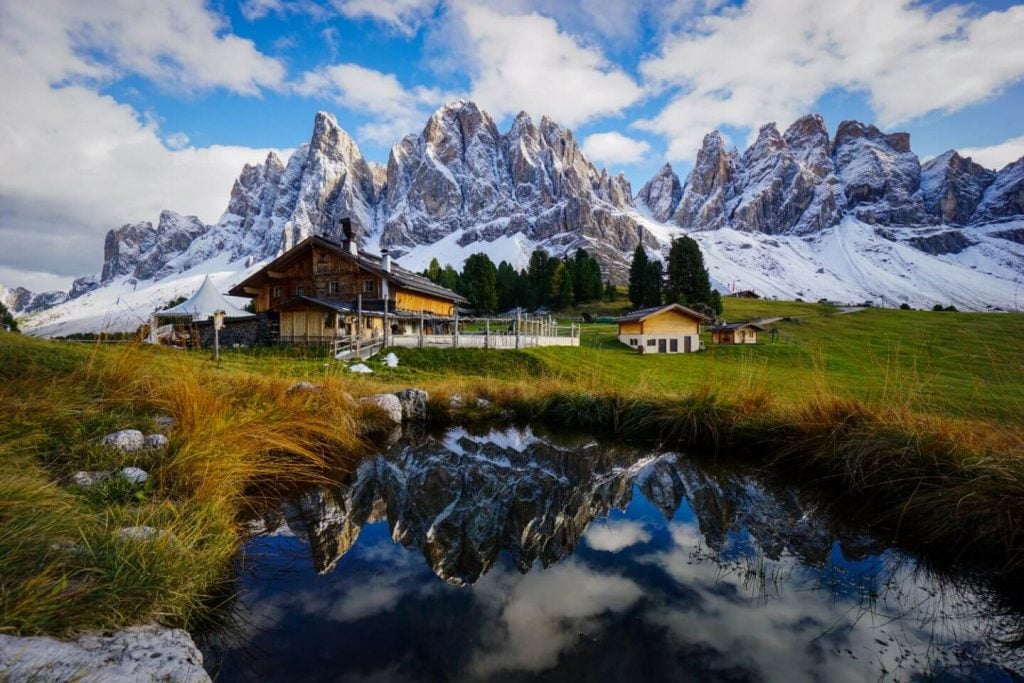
[72,471,110,487]
[384,352,399,367]
[361,394,403,423]
[348,363,373,374]
[394,388,428,422]
[0,624,210,682]
[287,381,319,393]
[475,397,492,409]
[449,395,466,409]
[100,430,145,453]
[143,434,168,450]
[117,467,149,485]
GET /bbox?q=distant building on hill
[614,303,709,354]
[727,289,761,299]
[710,322,765,345]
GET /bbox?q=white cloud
[582,132,652,166]
[958,135,1024,172]
[455,4,644,126]
[293,63,450,143]
[164,132,191,150]
[331,0,441,36]
[4,0,286,95]
[584,520,651,551]
[470,561,643,677]
[0,0,287,287]
[638,0,1024,160]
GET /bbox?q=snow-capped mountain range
[7,100,1024,335]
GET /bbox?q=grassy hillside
[335,300,1023,423]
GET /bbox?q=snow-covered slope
[24,254,259,338]
[635,215,1024,310]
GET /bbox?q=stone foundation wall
[195,314,273,348]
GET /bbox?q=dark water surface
[203,426,1024,682]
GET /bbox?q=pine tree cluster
[627,236,723,315]
[421,248,605,313]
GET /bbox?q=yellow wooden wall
[618,321,642,334]
[396,289,454,316]
[641,310,700,335]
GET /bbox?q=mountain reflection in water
[204,426,1024,682]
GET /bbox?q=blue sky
[1,0,1023,290]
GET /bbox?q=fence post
[485,318,490,349]
[419,309,424,349]
[453,307,459,349]
[515,309,520,349]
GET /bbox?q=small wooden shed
[710,322,765,345]
[614,303,709,354]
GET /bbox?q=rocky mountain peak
[921,150,996,224]
[671,131,737,230]
[973,156,1024,222]
[833,120,927,225]
[744,123,786,161]
[636,162,682,222]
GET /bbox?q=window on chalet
[363,279,376,295]
[328,281,339,295]
[647,339,656,347]
[296,285,305,297]
[318,252,328,263]
[272,285,281,299]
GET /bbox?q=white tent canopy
[153,275,250,321]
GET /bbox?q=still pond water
[203,426,1024,682]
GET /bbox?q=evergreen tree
[569,248,602,303]
[459,253,498,313]
[665,236,713,306]
[642,260,663,307]
[627,246,649,309]
[426,257,442,283]
[439,265,460,293]
[0,301,18,333]
[527,249,555,308]
[496,261,520,312]
[710,289,723,316]
[550,261,574,310]
[604,280,618,302]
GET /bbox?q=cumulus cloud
[638,0,1024,160]
[584,520,652,551]
[331,0,441,36]
[5,0,286,95]
[582,132,652,166]
[958,136,1024,172]
[293,63,451,143]
[455,4,644,126]
[470,561,644,677]
[0,0,287,287]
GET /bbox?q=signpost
[213,310,225,362]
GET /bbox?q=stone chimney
[381,248,392,273]
[340,217,359,256]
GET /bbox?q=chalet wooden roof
[229,235,469,304]
[613,303,710,324]
[709,321,766,332]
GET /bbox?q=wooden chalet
[229,221,467,348]
[710,322,765,345]
[614,303,709,354]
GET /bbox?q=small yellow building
[710,322,765,345]
[614,303,709,354]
